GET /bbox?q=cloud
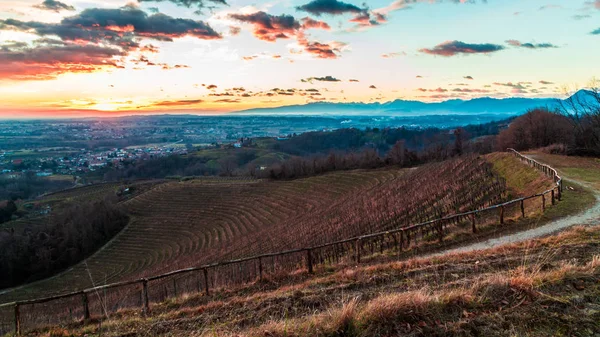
[369,85,376,89]
[298,39,339,58]
[301,75,340,82]
[493,82,526,89]
[296,0,364,16]
[241,52,282,61]
[229,26,241,35]
[539,4,562,10]
[416,75,423,78]
[417,87,447,92]
[451,88,490,93]
[381,52,405,58]
[464,75,474,80]
[349,79,359,82]
[349,11,387,29]
[0,7,221,48]
[206,84,217,89]
[228,11,299,41]
[592,28,600,35]
[573,14,591,20]
[0,41,124,80]
[215,98,241,103]
[420,40,504,57]
[300,17,331,30]
[506,40,558,49]
[229,10,342,59]
[154,99,204,107]
[33,0,75,12]
[539,80,554,85]
[138,0,227,13]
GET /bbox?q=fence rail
[0,149,562,336]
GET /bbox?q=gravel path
[436,155,600,256]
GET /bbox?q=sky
[0,0,598,117]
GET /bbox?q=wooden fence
[0,149,562,336]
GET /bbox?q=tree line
[0,198,129,289]
[496,87,600,155]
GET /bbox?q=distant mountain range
[235,90,593,116]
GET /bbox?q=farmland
[0,155,512,304]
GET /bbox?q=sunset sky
[0,0,598,117]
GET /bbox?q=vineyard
[0,151,560,335]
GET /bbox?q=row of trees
[0,198,129,289]
[258,130,468,180]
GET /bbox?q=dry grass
[20,225,600,337]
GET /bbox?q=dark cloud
[0,7,221,49]
[154,99,203,107]
[296,33,344,59]
[229,26,241,35]
[0,7,222,80]
[301,75,341,82]
[206,84,217,89]
[592,28,600,35]
[506,40,558,49]
[420,40,505,57]
[299,40,338,58]
[417,87,447,92]
[0,41,124,80]
[229,10,340,59]
[34,0,75,12]
[228,11,299,41]
[296,0,364,16]
[493,82,527,90]
[464,75,474,80]
[138,0,227,13]
[369,85,376,89]
[539,80,554,85]
[349,79,359,82]
[300,17,331,30]
[349,10,386,28]
[215,98,241,103]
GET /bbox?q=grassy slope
[32,225,600,337]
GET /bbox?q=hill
[0,156,508,304]
[4,150,590,336]
[234,90,594,116]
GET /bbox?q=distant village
[0,145,189,180]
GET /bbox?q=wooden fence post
[520,200,525,218]
[142,279,149,316]
[203,268,209,296]
[471,213,477,233]
[499,206,504,224]
[557,187,562,201]
[82,291,90,320]
[14,303,20,336]
[551,190,555,205]
[542,194,546,211]
[355,239,361,263]
[258,257,263,281]
[306,249,313,274]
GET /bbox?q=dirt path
[437,154,600,256]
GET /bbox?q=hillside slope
[0,156,507,305]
